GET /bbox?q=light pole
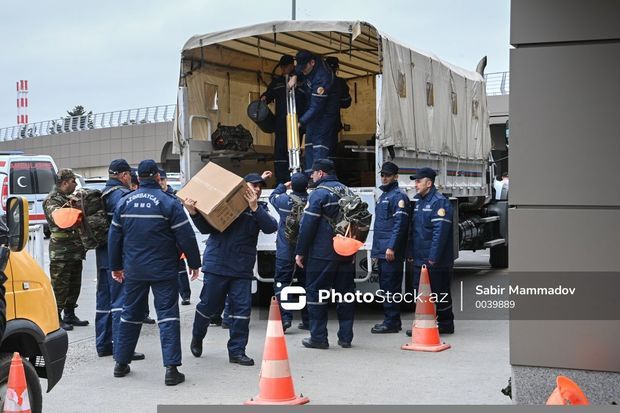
[292,0,296,20]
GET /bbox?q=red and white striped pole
[16,80,29,125]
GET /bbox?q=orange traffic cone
[546,376,589,405]
[3,352,31,413]
[402,265,451,352]
[245,297,309,405]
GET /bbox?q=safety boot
[63,308,89,326]
[282,320,292,332]
[229,353,254,366]
[190,337,203,357]
[165,366,185,386]
[114,363,130,377]
[58,312,73,331]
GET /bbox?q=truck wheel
[490,245,509,268]
[0,354,43,413]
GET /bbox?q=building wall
[0,121,174,177]
[510,0,620,404]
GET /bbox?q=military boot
[58,312,73,331]
[63,308,89,326]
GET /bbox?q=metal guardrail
[28,224,47,274]
[485,71,510,96]
[0,104,176,142]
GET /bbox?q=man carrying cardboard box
[183,170,277,366]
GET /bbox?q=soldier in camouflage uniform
[43,168,88,331]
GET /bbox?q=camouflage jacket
[43,187,86,261]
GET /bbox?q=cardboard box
[176,162,248,232]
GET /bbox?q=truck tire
[0,354,43,413]
[490,245,508,268]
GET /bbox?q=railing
[485,71,510,96]
[0,104,176,142]
[28,224,46,273]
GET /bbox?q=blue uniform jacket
[108,180,201,280]
[295,176,350,262]
[407,186,454,268]
[268,183,308,261]
[297,58,335,127]
[371,181,410,260]
[191,202,277,279]
[95,178,130,269]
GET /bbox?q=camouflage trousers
[50,259,84,312]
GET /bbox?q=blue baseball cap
[244,173,266,187]
[108,159,132,174]
[295,50,315,73]
[325,56,339,70]
[380,161,399,175]
[279,54,294,67]
[138,159,160,178]
[410,167,437,181]
[158,168,167,179]
[291,172,309,192]
[312,159,335,174]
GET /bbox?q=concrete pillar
[510,0,620,404]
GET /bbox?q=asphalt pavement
[40,245,511,411]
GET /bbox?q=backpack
[284,193,306,245]
[72,186,123,250]
[211,123,254,151]
[316,185,373,243]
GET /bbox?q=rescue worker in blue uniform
[109,159,201,385]
[261,55,306,184]
[288,51,338,173]
[295,159,355,349]
[159,169,191,305]
[268,172,310,331]
[325,56,352,155]
[370,162,410,334]
[95,159,145,360]
[129,168,139,190]
[406,167,455,336]
[184,171,278,366]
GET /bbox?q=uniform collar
[380,181,399,193]
[416,186,437,201]
[105,178,125,187]
[316,175,338,185]
[139,179,161,189]
[292,190,308,197]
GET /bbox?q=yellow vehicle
[0,197,68,413]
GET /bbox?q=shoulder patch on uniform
[398,200,405,208]
[316,86,325,95]
[437,208,446,217]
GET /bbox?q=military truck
[173,21,509,297]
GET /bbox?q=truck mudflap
[38,327,68,392]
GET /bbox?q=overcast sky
[0,0,510,128]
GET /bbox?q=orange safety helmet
[51,208,82,229]
[333,234,364,257]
